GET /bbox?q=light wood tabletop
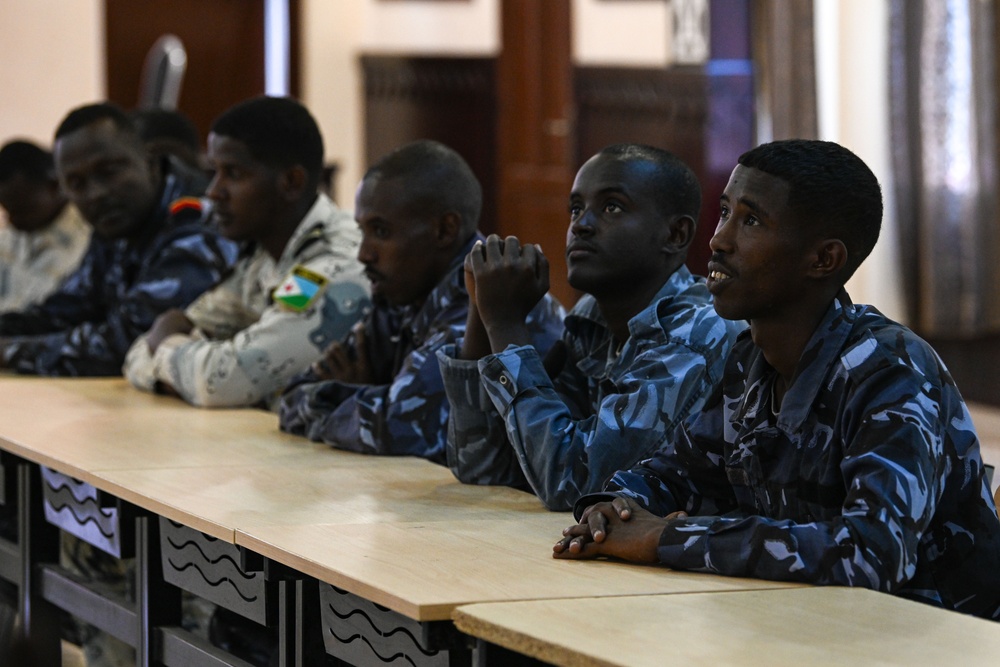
[453,587,1000,667]
[0,378,329,484]
[236,516,800,622]
[93,456,551,540]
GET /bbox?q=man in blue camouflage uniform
[0,102,237,375]
[438,145,744,511]
[124,97,369,411]
[555,140,1000,619]
[279,140,563,462]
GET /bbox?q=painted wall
[574,0,672,66]
[815,0,903,322]
[0,0,104,147]
[0,0,901,320]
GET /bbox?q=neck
[594,270,673,345]
[750,292,837,384]
[261,194,317,260]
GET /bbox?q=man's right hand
[468,235,550,353]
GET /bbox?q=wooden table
[0,377,796,667]
[454,587,1000,667]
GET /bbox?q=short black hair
[364,140,482,233]
[598,143,701,222]
[0,140,55,184]
[131,108,200,152]
[54,102,139,143]
[738,139,883,280]
[211,96,324,187]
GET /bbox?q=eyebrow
[569,185,633,201]
[720,192,775,220]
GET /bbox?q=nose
[709,216,733,254]
[76,177,109,210]
[357,236,376,265]
[569,209,595,238]
[205,172,224,202]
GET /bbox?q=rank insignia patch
[273,265,329,312]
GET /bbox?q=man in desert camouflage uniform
[280,140,563,461]
[124,96,369,410]
[0,140,91,313]
[438,144,744,511]
[555,139,1000,619]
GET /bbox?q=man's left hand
[146,309,194,353]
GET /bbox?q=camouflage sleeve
[0,239,105,338]
[1,229,235,376]
[478,336,719,511]
[438,343,530,488]
[651,361,952,591]
[150,275,369,409]
[582,388,738,519]
[278,328,457,462]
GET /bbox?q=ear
[806,239,848,279]
[662,214,695,253]
[434,211,462,249]
[278,165,310,202]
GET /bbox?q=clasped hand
[465,234,550,329]
[552,496,685,564]
[311,321,374,385]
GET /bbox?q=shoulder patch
[168,196,204,217]
[273,265,329,312]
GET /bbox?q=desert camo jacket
[123,194,370,410]
[279,233,565,463]
[0,160,238,376]
[576,290,1000,618]
[438,265,745,511]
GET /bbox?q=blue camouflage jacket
[438,266,745,511]
[279,233,565,463]
[579,291,1000,618]
[0,159,239,376]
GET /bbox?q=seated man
[554,140,1000,618]
[0,103,237,375]
[130,107,206,173]
[123,96,369,409]
[279,140,564,461]
[0,140,91,312]
[439,144,744,511]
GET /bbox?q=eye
[569,203,582,220]
[603,200,623,214]
[744,215,761,227]
[719,204,730,221]
[372,224,390,240]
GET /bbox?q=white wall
[573,0,671,67]
[359,0,499,55]
[0,0,105,147]
[815,0,904,322]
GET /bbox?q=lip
[706,260,735,292]
[565,242,597,260]
[364,269,385,287]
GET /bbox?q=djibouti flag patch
[273,265,329,312]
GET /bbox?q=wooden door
[104,0,301,143]
[497,0,576,306]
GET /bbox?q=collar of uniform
[566,266,698,380]
[738,288,858,432]
[276,193,339,266]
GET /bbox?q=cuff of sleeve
[656,516,715,569]
[477,345,544,414]
[436,344,482,379]
[122,337,157,391]
[150,333,191,390]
